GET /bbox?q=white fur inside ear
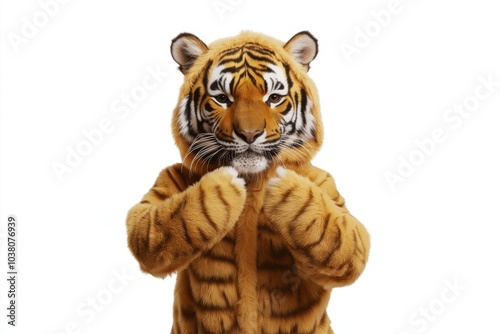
[284,32,318,70]
[184,39,204,59]
[172,39,203,65]
[171,34,208,73]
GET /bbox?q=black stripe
[292,189,313,222]
[284,63,293,89]
[269,239,292,258]
[209,80,218,91]
[219,54,244,66]
[172,165,188,189]
[219,132,234,141]
[197,227,210,243]
[219,46,242,57]
[222,234,235,245]
[221,64,245,74]
[302,212,329,249]
[270,295,322,318]
[321,222,342,266]
[228,182,244,199]
[300,89,308,128]
[166,169,182,191]
[200,186,219,231]
[203,251,236,265]
[152,230,172,256]
[244,43,275,56]
[151,187,168,200]
[280,102,292,116]
[193,87,202,113]
[184,92,192,126]
[204,101,214,112]
[245,51,276,65]
[202,60,212,89]
[280,188,294,203]
[215,185,230,211]
[180,307,196,318]
[222,291,231,308]
[180,216,193,246]
[257,223,278,235]
[316,173,330,189]
[304,218,317,233]
[169,199,186,221]
[189,266,235,284]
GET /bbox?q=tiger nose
[235,129,264,144]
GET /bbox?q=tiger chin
[126,31,370,334]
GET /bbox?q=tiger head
[170,31,323,178]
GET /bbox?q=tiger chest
[181,188,329,333]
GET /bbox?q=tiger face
[171,31,324,176]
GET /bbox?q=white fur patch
[287,34,317,65]
[208,65,234,103]
[268,167,287,186]
[231,152,268,174]
[263,64,289,105]
[220,166,246,187]
[177,96,192,140]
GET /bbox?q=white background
[1,0,500,333]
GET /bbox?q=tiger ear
[284,31,318,72]
[171,33,209,75]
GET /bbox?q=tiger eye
[268,94,282,104]
[215,94,229,104]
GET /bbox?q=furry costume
[127,31,370,333]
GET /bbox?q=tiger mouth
[230,150,269,174]
[234,150,264,160]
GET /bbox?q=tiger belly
[170,205,333,333]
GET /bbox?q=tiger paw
[197,167,247,231]
[264,167,320,234]
[264,167,312,216]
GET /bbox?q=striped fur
[127,31,370,333]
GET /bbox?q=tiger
[126,31,370,334]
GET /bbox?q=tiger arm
[264,167,370,288]
[126,165,246,278]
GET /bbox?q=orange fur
[127,31,370,333]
